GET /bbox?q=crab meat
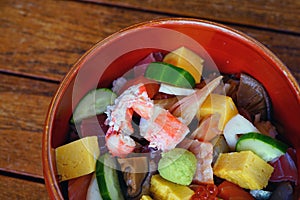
[105,83,189,157]
[140,106,190,151]
[105,127,136,158]
[105,83,154,135]
[105,84,154,157]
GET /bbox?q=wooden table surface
[0,0,299,199]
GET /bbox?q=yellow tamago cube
[198,94,238,130]
[163,46,204,83]
[213,151,274,190]
[140,195,153,200]
[55,136,100,181]
[150,174,194,200]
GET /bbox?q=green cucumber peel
[71,88,117,123]
[145,62,195,88]
[96,153,124,200]
[96,156,110,200]
[236,132,288,162]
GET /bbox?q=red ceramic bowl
[43,18,300,199]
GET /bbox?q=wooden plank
[0,0,165,82]
[0,174,49,199]
[82,0,300,34]
[0,0,299,83]
[0,73,58,178]
[0,130,44,178]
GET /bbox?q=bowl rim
[42,17,300,199]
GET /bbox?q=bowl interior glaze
[43,18,300,199]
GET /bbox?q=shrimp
[105,84,154,157]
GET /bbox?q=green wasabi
[158,148,197,185]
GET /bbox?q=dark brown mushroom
[236,73,272,122]
[117,156,149,199]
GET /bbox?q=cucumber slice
[145,62,195,88]
[72,88,117,123]
[96,153,124,200]
[236,132,288,162]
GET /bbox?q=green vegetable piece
[236,132,288,162]
[158,148,197,185]
[145,62,195,88]
[96,153,124,200]
[72,88,117,123]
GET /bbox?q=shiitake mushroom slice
[117,156,149,199]
[236,73,272,122]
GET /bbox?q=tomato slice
[217,181,254,200]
